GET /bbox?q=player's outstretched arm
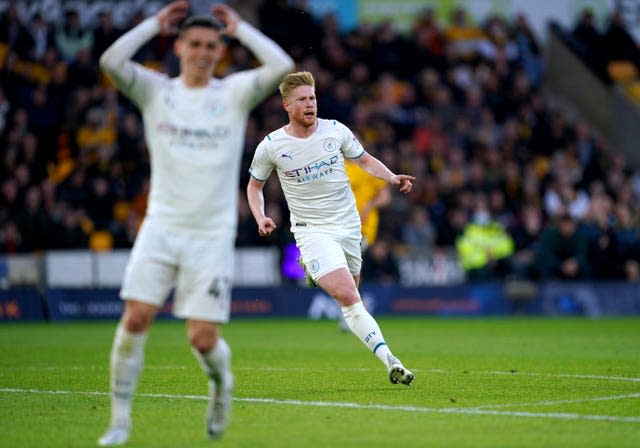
[247,177,278,236]
[99,1,189,98]
[355,152,416,194]
[213,4,294,104]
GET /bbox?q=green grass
[1,317,639,447]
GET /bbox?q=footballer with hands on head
[97,1,294,445]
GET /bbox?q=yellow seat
[0,43,8,70]
[89,230,113,252]
[607,60,638,83]
[112,201,131,223]
[625,81,640,102]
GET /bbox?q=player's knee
[190,333,216,353]
[189,326,218,353]
[333,287,360,307]
[122,312,152,333]
[121,300,156,333]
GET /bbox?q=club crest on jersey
[163,94,175,109]
[308,259,320,274]
[207,101,223,116]
[323,138,339,153]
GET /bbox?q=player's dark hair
[178,15,224,36]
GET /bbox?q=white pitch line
[1,387,638,424]
[467,370,640,383]
[4,365,640,385]
[471,393,640,409]
[4,365,640,383]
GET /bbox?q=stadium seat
[112,201,131,223]
[625,81,640,104]
[89,230,113,252]
[0,43,8,69]
[607,60,638,84]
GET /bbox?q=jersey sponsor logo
[157,122,230,149]
[323,138,339,152]
[281,151,293,160]
[283,155,339,178]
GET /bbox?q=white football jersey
[249,118,365,229]
[127,69,255,236]
[100,17,293,237]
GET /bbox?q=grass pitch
[1,317,639,447]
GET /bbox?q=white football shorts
[120,219,233,323]
[294,224,362,282]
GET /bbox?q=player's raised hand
[156,0,190,35]
[391,174,416,194]
[258,217,277,237]
[211,4,240,36]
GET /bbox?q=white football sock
[192,338,232,386]
[109,324,147,429]
[341,301,395,367]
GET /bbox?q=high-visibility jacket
[455,222,515,270]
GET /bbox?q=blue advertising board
[0,281,635,322]
[0,289,47,321]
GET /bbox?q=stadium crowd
[1,1,639,283]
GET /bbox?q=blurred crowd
[1,1,639,283]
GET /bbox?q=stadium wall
[1,281,639,322]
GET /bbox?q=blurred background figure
[534,212,589,280]
[456,194,514,281]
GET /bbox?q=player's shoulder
[258,127,287,147]
[318,117,346,128]
[318,118,352,135]
[213,69,254,88]
[135,64,171,87]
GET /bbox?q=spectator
[92,10,121,63]
[86,176,115,230]
[0,219,23,253]
[0,2,33,59]
[534,213,590,280]
[455,194,515,280]
[601,10,640,70]
[14,185,51,251]
[409,8,446,73]
[26,12,55,62]
[544,171,590,220]
[437,206,468,247]
[66,46,99,88]
[445,6,488,62]
[400,206,436,258]
[55,8,94,62]
[509,203,544,279]
[361,237,400,285]
[51,203,89,249]
[510,13,543,86]
[571,8,604,76]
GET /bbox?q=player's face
[174,26,225,86]
[284,85,317,128]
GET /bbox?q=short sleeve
[249,138,275,181]
[337,121,366,159]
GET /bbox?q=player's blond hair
[279,71,315,101]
